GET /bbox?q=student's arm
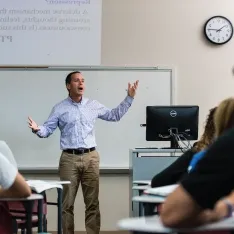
[151,149,194,187]
[160,129,234,228]
[0,173,31,198]
[0,153,31,198]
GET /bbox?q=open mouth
[78,87,84,91]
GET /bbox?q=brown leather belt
[63,147,96,155]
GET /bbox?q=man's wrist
[32,127,40,134]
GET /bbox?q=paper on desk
[26,180,63,193]
[144,184,178,197]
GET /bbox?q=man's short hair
[65,71,81,85]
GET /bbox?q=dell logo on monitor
[170,110,177,117]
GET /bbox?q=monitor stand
[161,136,182,149]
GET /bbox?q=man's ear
[66,84,70,91]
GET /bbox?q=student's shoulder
[0,151,7,161]
[204,128,234,160]
[173,148,196,165]
[222,127,234,138]
[180,148,196,160]
[0,152,13,168]
[213,128,234,148]
[182,148,196,155]
[0,141,17,168]
[0,141,8,150]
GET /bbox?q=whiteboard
[0,0,102,65]
[0,66,175,169]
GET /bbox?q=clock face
[204,16,233,45]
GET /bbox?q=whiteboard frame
[0,66,176,174]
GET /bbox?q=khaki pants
[58,150,100,234]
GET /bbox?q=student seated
[0,152,31,198]
[160,97,234,228]
[151,107,216,187]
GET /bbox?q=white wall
[102,0,234,125]
[28,0,234,231]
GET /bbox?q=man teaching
[28,71,139,234]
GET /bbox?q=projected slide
[0,0,102,65]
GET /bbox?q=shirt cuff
[125,95,134,105]
[35,126,42,134]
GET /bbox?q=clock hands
[217,25,227,32]
[208,25,228,32]
[204,16,232,44]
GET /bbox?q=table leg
[43,215,47,232]
[37,193,44,233]
[143,203,155,216]
[138,190,143,217]
[139,202,144,216]
[12,218,18,233]
[22,200,34,234]
[57,188,63,234]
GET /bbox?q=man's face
[67,73,85,96]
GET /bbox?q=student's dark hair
[65,71,81,85]
[193,106,217,152]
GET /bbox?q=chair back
[8,192,47,216]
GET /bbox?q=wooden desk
[117,215,234,233]
[0,194,43,234]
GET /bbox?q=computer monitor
[146,105,199,149]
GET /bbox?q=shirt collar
[67,96,87,105]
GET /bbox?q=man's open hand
[128,80,139,98]
[28,117,39,131]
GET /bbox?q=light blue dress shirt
[36,95,133,149]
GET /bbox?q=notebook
[26,180,62,193]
